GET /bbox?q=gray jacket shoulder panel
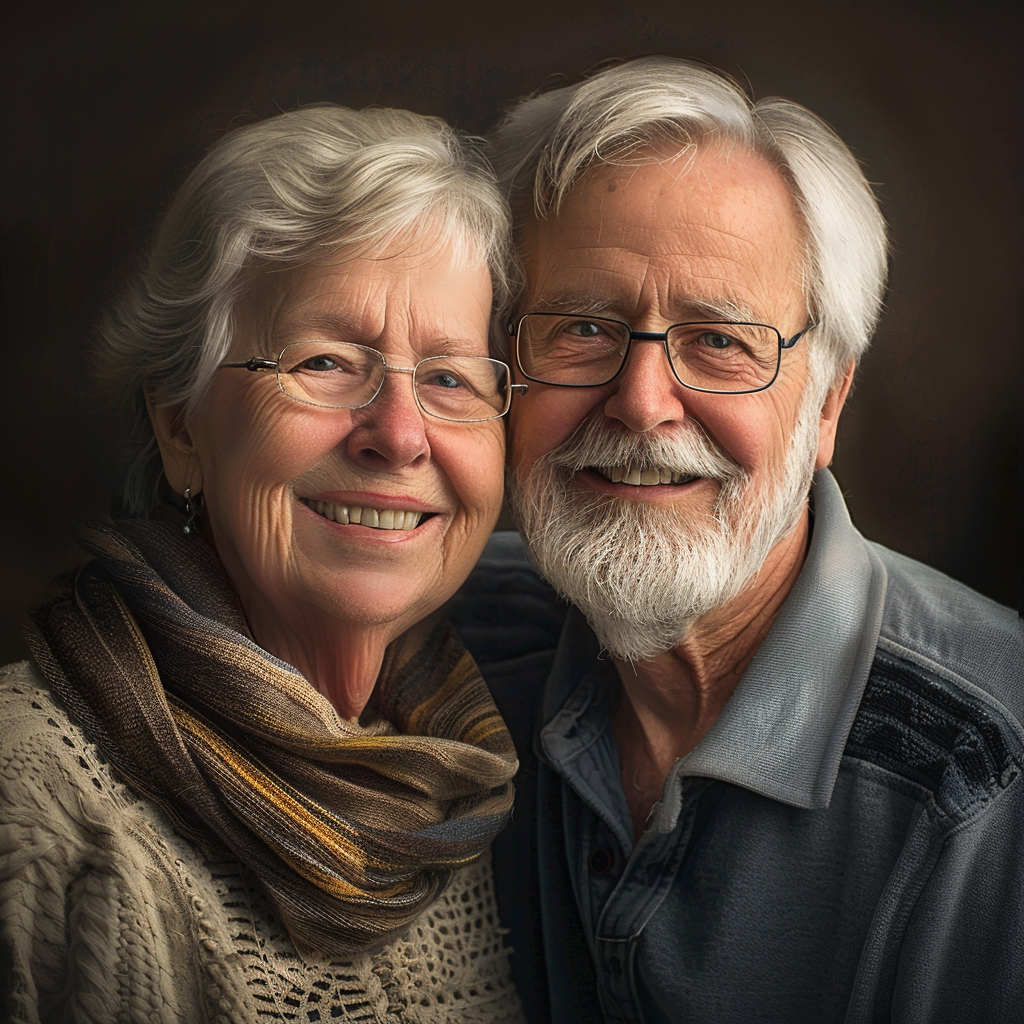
[871,542,1023,722]
[846,646,1024,821]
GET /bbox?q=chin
[309,574,437,632]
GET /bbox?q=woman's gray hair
[97,104,511,513]
[489,57,888,391]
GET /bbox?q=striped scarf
[27,508,517,954]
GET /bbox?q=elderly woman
[0,104,525,1021]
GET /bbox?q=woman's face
[163,241,504,647]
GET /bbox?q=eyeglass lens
[275,341,510,421]
[517,314,782,392]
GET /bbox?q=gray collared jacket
[449,471,1024,1024]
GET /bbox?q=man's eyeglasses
[219,341,524,423]
[507,313,814,395]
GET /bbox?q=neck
[611,508,809,841]
[240,598,398,721]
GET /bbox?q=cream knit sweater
[0,660,526,1024]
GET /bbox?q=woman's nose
[601,338,689,433]
[342,368,431,470]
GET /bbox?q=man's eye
[565,320,605,339]
[699,332,736,350]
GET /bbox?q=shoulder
[0,660,108,814]
[448,531,568,666]
[0,659,163,877]
[0,658,198,872]
[0,662,255,1019]
[870,543,1023,719]
[846,550,1024,821]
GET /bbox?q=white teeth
[300,498,424,531]
[595,466,699,487]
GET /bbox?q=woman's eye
[301,354,340,371]
[431,372,464,390]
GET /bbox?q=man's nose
[342,368,431,470]
[601,337,688,432]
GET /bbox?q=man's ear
[145,390,203,495]
[815,360,855,470]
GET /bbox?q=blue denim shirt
[449,471,1024,1024]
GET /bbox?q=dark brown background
[2,0,1020,664]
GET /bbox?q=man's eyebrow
[679,296,760,323]
[528,293,614,315]
[528,292,762,323]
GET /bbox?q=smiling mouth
[299,497,432,531]
[593,465,700,486]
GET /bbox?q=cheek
[203,395,344,493]
[438,422,506,563]
[454,424,506,523]
[697,380,806,478]
[195,395,347,563]
[509,389,594,475]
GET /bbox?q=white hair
[96,104,511,513]
[489,56,888,389]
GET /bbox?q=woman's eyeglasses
[220,340,526,422]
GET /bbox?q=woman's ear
[145,390,203,495]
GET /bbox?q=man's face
[507,144,844,658]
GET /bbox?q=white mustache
[543,415,743,484]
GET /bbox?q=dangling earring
[182,487,199,536]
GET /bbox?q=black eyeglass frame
[219,343,525,423]
[507,313,815,395]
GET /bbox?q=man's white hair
[489,56,888,389]
[96,104,511,513]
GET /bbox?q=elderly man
[450,58,1023,1024]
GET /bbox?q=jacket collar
[540,470,888,824]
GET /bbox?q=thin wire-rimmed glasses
[508,313,814,395]
[219,340,524,422]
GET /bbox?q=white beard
[508,387,823,662]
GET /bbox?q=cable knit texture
[0,661,526,1024]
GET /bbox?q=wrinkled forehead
[518,143,808,326]
[228,230,494,357]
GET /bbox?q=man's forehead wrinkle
[531,292,615,315]
[529,247,775,324]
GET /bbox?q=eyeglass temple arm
[218,357,279,372]
[781,325,815,349]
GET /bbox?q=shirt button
[589,848,613,874]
